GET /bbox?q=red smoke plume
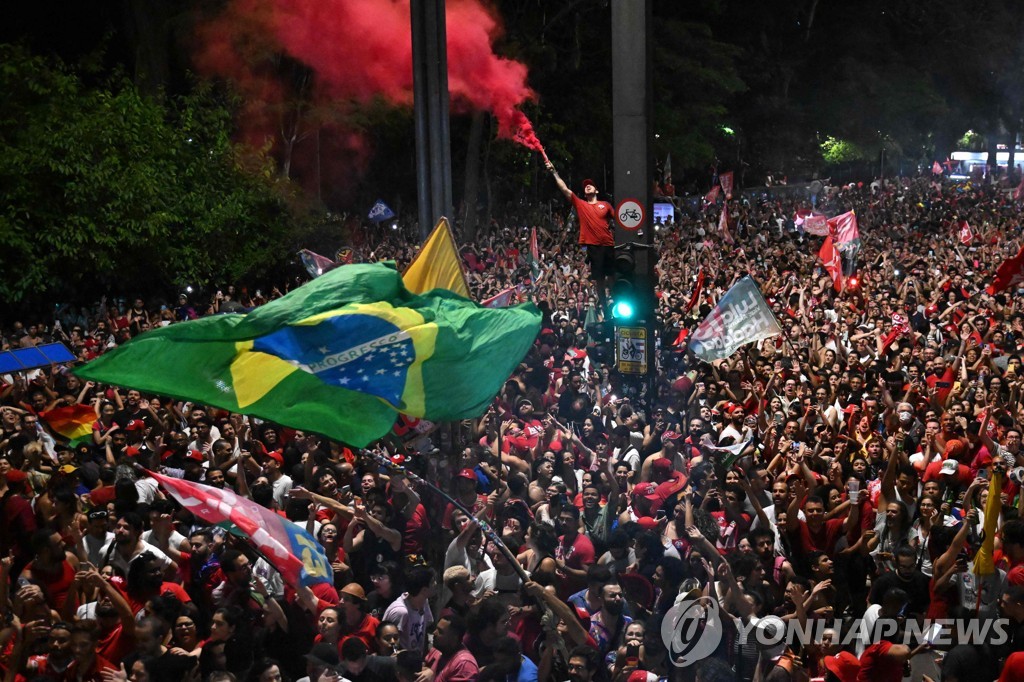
[193,0,546,184]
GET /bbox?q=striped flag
[41,404,95,442]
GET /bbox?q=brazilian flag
[76,263,541,446]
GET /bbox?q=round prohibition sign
[616,199,644,230]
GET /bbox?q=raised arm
[544,160,574,201]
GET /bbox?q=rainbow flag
[41,404,95,442]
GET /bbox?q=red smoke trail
[193,0,548,171]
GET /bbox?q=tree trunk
[123,0,172,96]
[461,111,486,241]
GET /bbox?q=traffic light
[610,244,657,323]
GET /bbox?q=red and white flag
[881,312,910,352]
[720,171,734,198]
[796,209,829,236]
[719,205,734,244]
[827,210,860,246]
[958,220,974,245]
[987,244,1024,294]
[704,185,721,205]
[819,236,843,291]
[932,161,943,175]
[146,470,333,588]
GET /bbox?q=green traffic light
[613,300,635,320]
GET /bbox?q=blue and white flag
[367,199,396,223]
[689,276,781,362]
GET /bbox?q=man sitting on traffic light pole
[545,160,615,302]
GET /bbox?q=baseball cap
[126,419,146,432]
[187,450,205,462]
[581,178,597,191]
[264,451,283,465]
[662,430,682,441]
[652,458,673,476]
[940,459,959,476]
[823,651,861,682]
[456,468,477,481]
[125,446,141,457]
[635,516,659,530]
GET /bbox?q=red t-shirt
[857,641,903,682]
[795,517,846,557]
[571,194,614,247]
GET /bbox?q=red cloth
[795,518,846,557]
[1000,652,1024,681]
[424,647,479,682]
[24,560,76,610]
[857,641,903,682]
[97,623,134,664]
[571,194,614,247]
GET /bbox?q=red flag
[819,236,843,291]
[684,270,705,314]
[958,220,974,245]
[987,244,1024,294]
[943,157,954,172]
[720,171,734,198]
[704,185,721,205]
[482,286,519,308]
[145,470,333,588]
[932,161,943,175]
[530,226,539,264]
[719,205,734,244]
[1014,176,1024,202]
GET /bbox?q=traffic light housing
[610,244,657,323]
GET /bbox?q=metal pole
[411,0,432,239]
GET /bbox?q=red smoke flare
[193,0,548,176]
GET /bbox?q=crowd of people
[3,172,1024,682]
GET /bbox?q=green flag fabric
[76,262,541,446]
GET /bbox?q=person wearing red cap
[544,159,614,293]
[441,468,487,532]
[260,449,293,508]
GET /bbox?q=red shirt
[857,641,903,682]
[795,517,846,557]
[571,194,614,247]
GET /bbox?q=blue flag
[368,199,396,223]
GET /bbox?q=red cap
[823,651,861,682]
[125,446,141,457]
[4,470,27,484]
[264,451,283,465]
[635,516,659,530]
[126,419,146,431]
[456,468,477,481]
[652,458,673,476]
[187,450,205,462]
[581,178,597,192]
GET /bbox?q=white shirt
[98,539,173,577]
